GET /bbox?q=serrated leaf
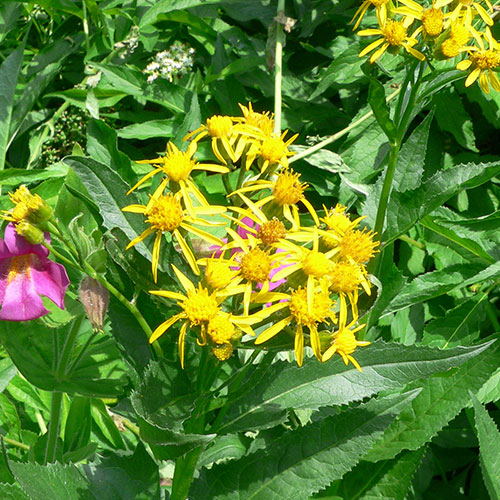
[476,367,500,404]
[64,156,152,262]
[385,160,500,242]
[339,448,425,500]
[383,260,500,315]
[393,110,433,192]
[471,394,500,499]
[216,340,493,433]
[363,347,497,462]
[0,483,30,500]
[191,392,418,500]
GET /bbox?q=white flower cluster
[144,43,195,83]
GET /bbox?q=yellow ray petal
[255,316,293,344]
[149,313,184,343]
[171,264,196,293]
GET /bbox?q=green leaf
[0,163,68,187]
[65,156,152,262]
[385,159,500,242]
[0,43,24,172]
[0,2,22,44]
[339,449,425,500]
[198,434,249,468]
[434,86,476,151]
[382,260,500,315]
[216,340,493,433]
[90,399,126,451]
[0,321,128,398]
[63,396,91,455]
[471,393,500,499]
[476,367,500,405]
[0,483,30,500]
[393,110,433,192]
[139,0,222,27]
[10,462,93,500]
[290,146,350,174]
[191,392,418,500]
[365,72,397,142]
[117,120,175,140]
[363,346,498,462]
[0,358,16,393]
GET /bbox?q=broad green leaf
[0,358,16,393]
[471,394,500,499]
[65,156,152,262]
[0,483,30,500]
[338,449,425,500]
[434,86,476,151]
[86,119,135,184]
[10,462,93,500]
[90,399,126,451]
[174,90,201,144]
[191,392,418,500]
[363,347,498,462]
[0,320,128,398]
[198,434,249,468]
[423,296,486,348]
[385,160,500,242]
[216,340,493,433]
[0,3,21,44]
[131,360,197,432]
[139,0,222,27]
[117,120,175,140]
[0,44,24,173]
[63,396,91,455]
[82,443,161,500]
[0,163,68,187]
[0,394,21,442]
[393,110,433,192]
[46,88,127,109]
[420,214,495,264]
[476,367,500,405]
[382,260,500,315]
[290,146,350,173]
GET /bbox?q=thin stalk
[2,436,30,451]
[398,234,425,250]
[289,89,400,164]
[273,0,286,134]
[82,0,90,53]
[35,410,47,434]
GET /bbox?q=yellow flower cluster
[353,0,500,93]
[123,105,377,370]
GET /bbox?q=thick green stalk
[273,0,285,133]
[44,316,83,464]
[171,447,203,500]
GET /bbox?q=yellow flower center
[333,329,358,355]
[206,115,233,138]
[162,149,195,182]
[273,168,306,206]
[261,136,287,164]
[470,50,500,70]
[289,288,333,327]
[182,286,219,325]
[204,259,237,290]
[449,23,470,46]
[240,248,272,283]
[258,218,286,245]
[329,262,362,293]
[339,229,379,264]
[441,39,460,58]
[6,185,52,223]
[422,8,444,37]
[302,250,332,278]
[212,343,233,360]
[9,185,31,204]
[11,202,30,222]
[207,314,235,344]
[382,20,407,46]
[145,194,184,232]
[7,255,31,284]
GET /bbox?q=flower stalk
[273,0,286,134]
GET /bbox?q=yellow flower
[127,141,228,217]
[202,254,241,291]
[436,0,494,27]
[2,185,53,226]
[395,0,448,38]
[234,102,275,137]
[358,19,426,63]
[321,323,370,371]
[321,204,364,248]
[231,167,319,229]
[123,193,225,281]
[254,286,337,366]
[338,227,379,265]
[456,31,500,93]
[149,266,258,367]
[351,0,390,31]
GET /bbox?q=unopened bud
[211,343,234,361]
[79,276,109,332]
[15,221,45,245]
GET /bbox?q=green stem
[289,89,400,164]
[2,436,30,451]
[398,234,425,250]
[273,0,285,134]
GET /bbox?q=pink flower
[0,223,70,321]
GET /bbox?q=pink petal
[237,217,257,239]
[2,223,49,259]
[31,257,70,310]
[0,262,49,321]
